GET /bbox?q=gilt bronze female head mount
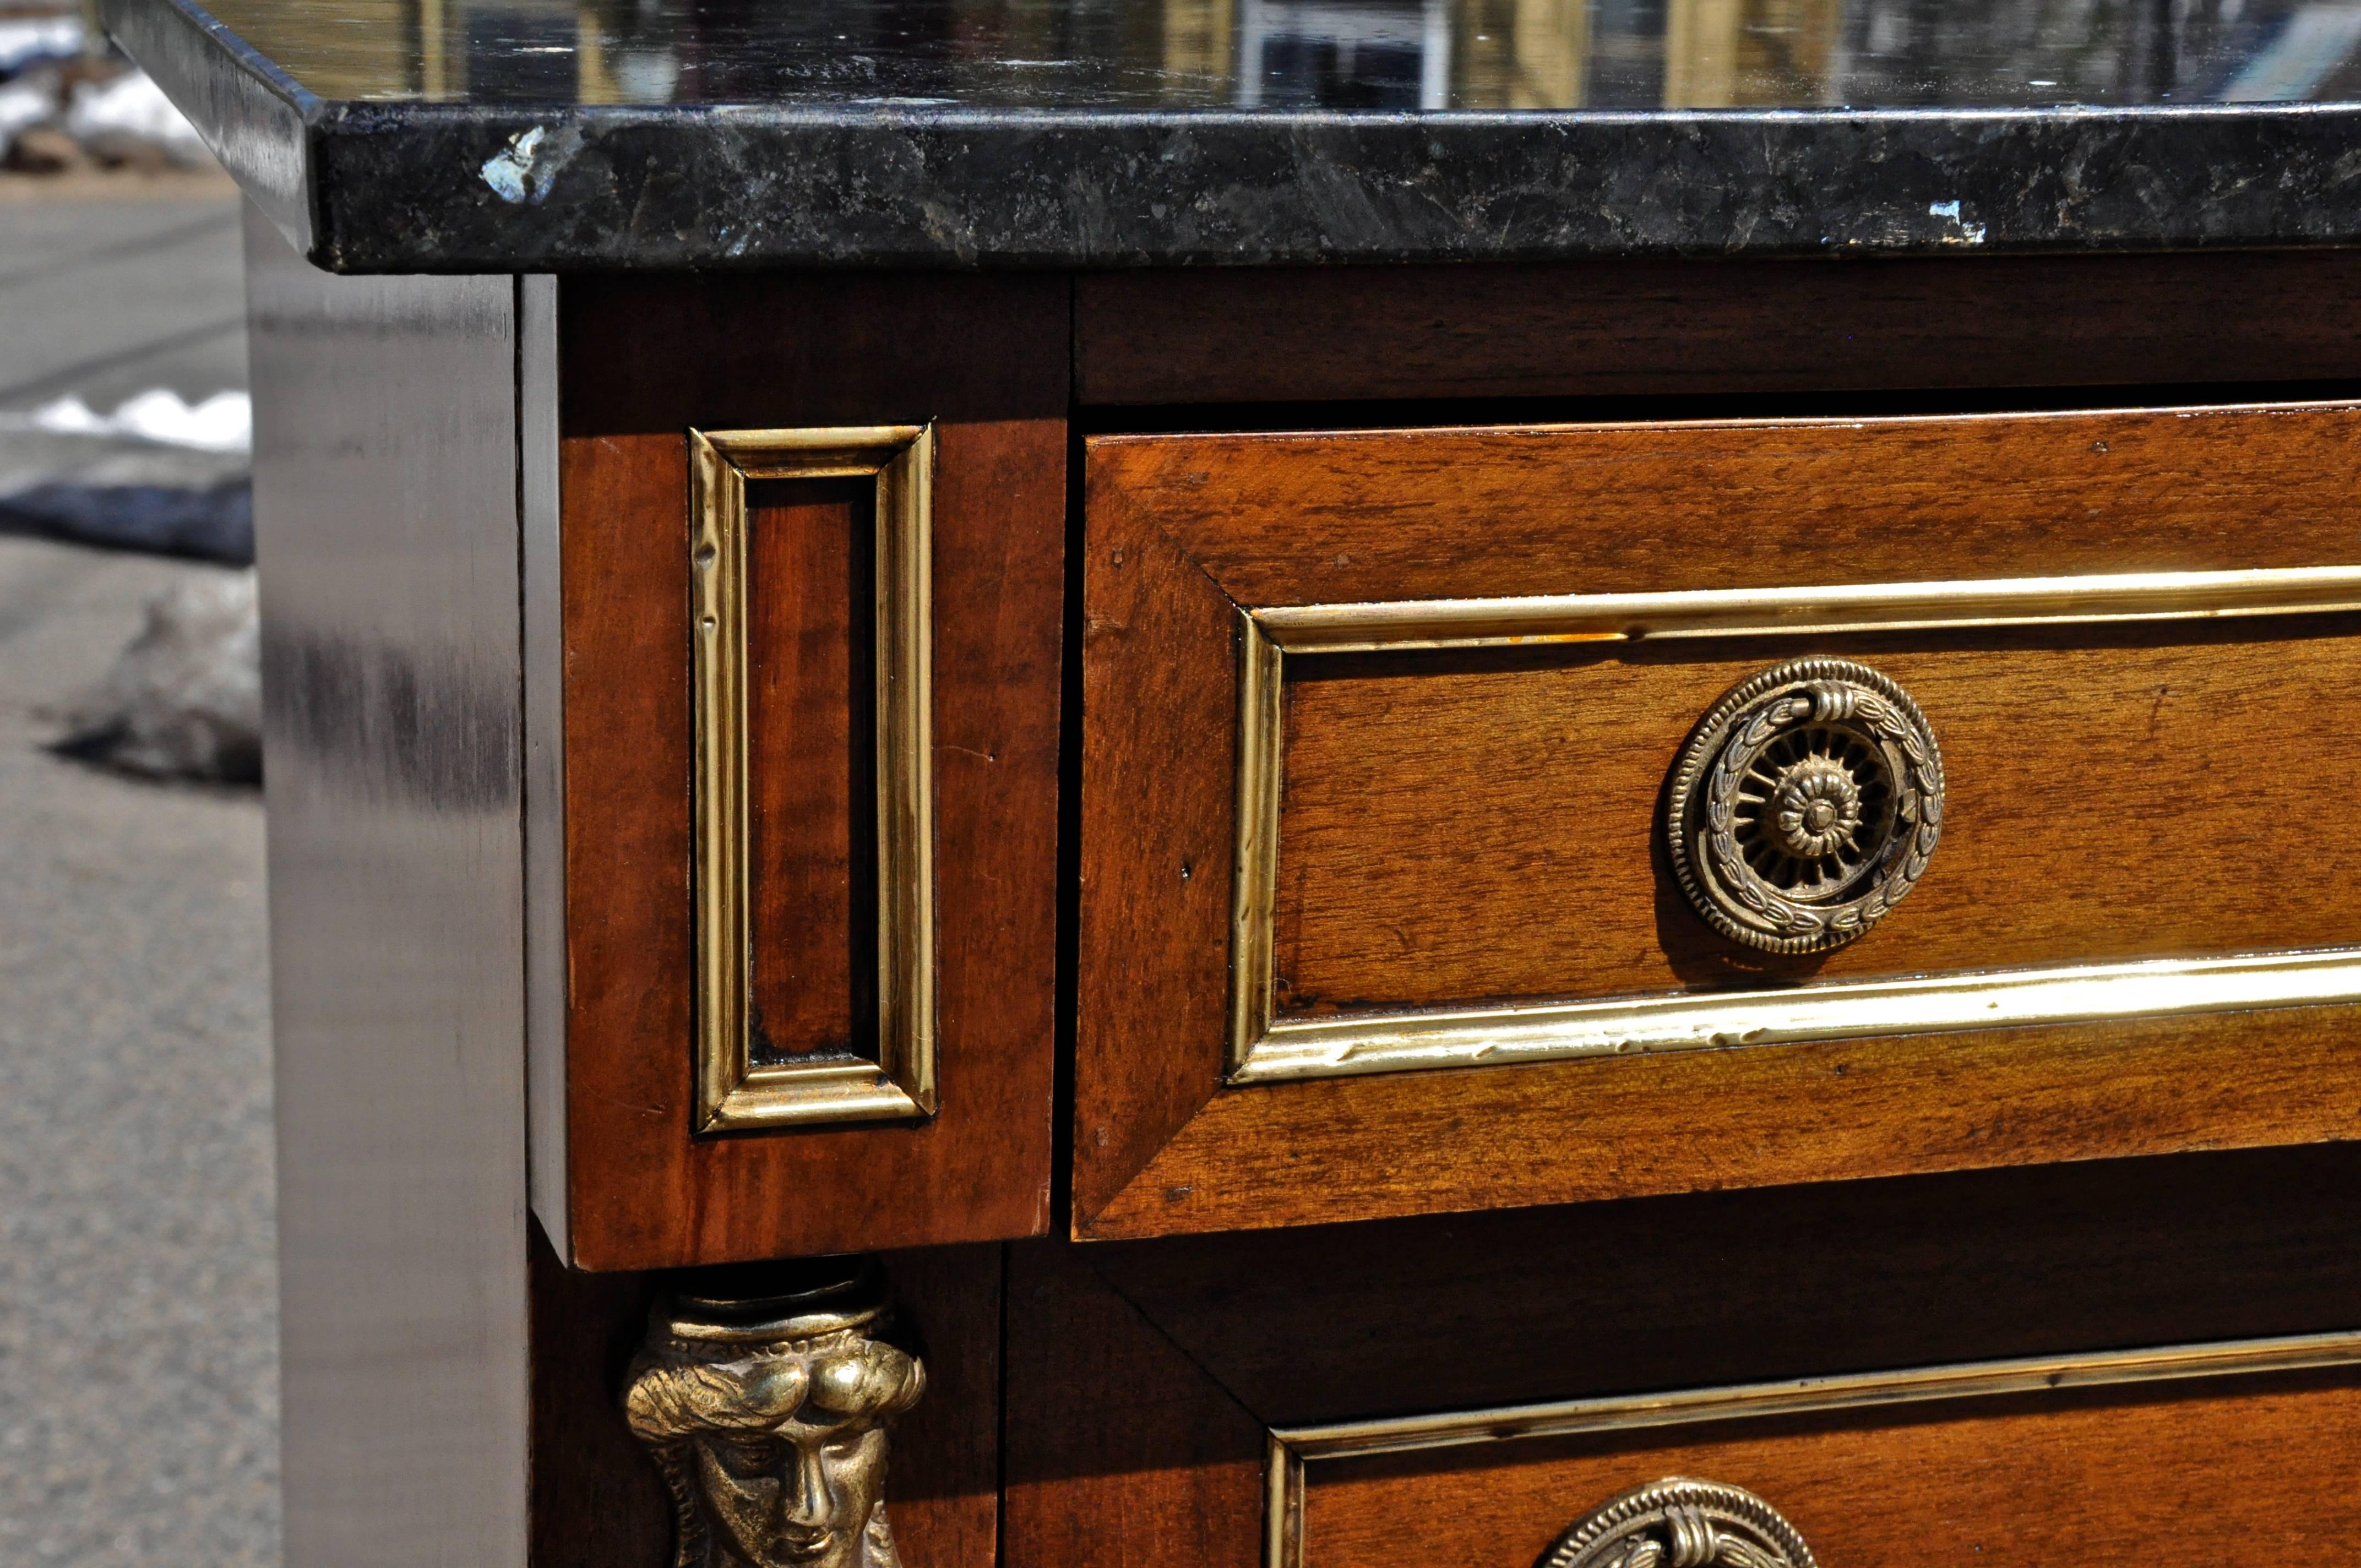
[624,1259,926,1568]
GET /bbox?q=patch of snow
[64,68,209,166]
[0,76,51,153]
[0,13,80,75]
[61,568,262,783]
[1,390,252,454]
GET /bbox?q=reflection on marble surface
[199,0,2361,108]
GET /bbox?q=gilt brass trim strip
[1261,1327,2361,1568]
[1263,1431,1304,1568]
[873,429,938,1122]
[1254,565,2361,654]
[1227,613,1286,1075]
[1231,948,2361,1084]
[690,425,937,1133]
[1225,564,2361,1085]
[1275,1325,2361,1459]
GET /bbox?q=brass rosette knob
[1538,1477,1818,1568]
[1666,657,1943,954]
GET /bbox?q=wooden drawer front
[1076,404,2361,1239]
[1272,1335,2361,1568]
[1274,622,2361,1022]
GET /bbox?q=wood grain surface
[867,1243,1006,1568]
[1075,251,2361,405]
[529,1219,670,1567]
[744,479,872,1060]
[1296,1370,2361,1568]
[1088,404,2361,609]
[1018,1153,2361,1568]
[558,275,1067,1270]
[1085,1002,2361,1237]
[1075,402,2361,1237]
[1073,484,1247,1225]
[1003,1242,1267,1568]
[1277,619,2361,1011]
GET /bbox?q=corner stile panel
[244,205,529,1567]
[689,426,938,1132]
[556,273,1064,1269]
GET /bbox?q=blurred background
[0,4,275,1565]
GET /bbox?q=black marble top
[106,0,2361,270]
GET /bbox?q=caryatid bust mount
[624,1257,926,1568]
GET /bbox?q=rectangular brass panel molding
[690,426,938,1132]
[1261,1327,2361,1568]
[1226,567,2361,1085]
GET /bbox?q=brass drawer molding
[1260,1327,2361,1568]
[625,1257,926,1568]
[1249,565,2361,653]
[689,426,938,1133]
[1224,566,2361,1088]
[1666,658,1943,954]
[1540,1480,1815,1568]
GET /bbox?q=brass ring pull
[1666,657,1943,954]
[1538,1477,1818,1568]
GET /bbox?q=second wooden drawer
[1272,1332,2361,1568]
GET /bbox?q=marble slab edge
[101,0,314,252]
[103,0,2361,273]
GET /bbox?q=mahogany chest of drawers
[113,1,2361,1553]
[224,233,2361,1568]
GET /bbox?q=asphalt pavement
[0,191,278,1567]
[0,198,247,411]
